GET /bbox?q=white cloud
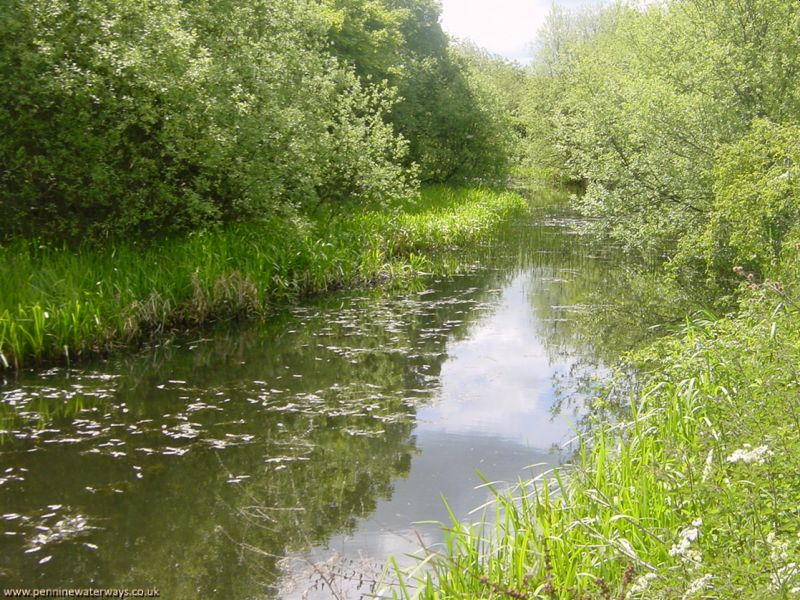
[415,272,580,446]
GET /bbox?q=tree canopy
[0,0,515,242]
[524,0,800,284]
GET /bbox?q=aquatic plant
[0,187,526,371]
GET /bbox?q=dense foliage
[323,0,513,182]
[0,0,414,240]
[401,274,800,599]
[396,3,800,598]
[0,0,514,242]
[526,0,800,277]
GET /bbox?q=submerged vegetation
[0,186,525,370]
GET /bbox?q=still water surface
[0,197,625,597]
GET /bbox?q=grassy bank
[0,186,526,371]
[397,273,800,598]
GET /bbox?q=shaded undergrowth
[0,186,526,371]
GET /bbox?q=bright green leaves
[530,0,800,269]
[681,120,800,279]
[0,0,416,242]
[320,0,408,81]
[0,0,519,243]
[322,0,515,184]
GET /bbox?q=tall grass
[0,186,526,370]
[395,282,800,598]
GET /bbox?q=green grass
[0,186,527,370]
[394,278,800,598]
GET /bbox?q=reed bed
[0,186,526,370]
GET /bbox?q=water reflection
[0,193,642,597]
[422,272,578,445]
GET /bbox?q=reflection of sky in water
[418,271,577,447]
[283,269,585,599]
[284,432,557,599]
[2,210,613,598]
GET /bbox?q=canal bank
[0,186,526,374]
[1,192,633,597]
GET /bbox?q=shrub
[0,0,414,242]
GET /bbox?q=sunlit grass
[0,186,527,370]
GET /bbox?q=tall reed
[0,186,526,370]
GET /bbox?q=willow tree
[530,0,800,263]
[0,0,413,241]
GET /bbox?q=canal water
[0,194,627,597]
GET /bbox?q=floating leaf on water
[226,475,251,484]
[162,446,190,456]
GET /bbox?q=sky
[439,0,599,63]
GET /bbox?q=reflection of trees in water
[519,196,699,418]
[0,193,708,597]
[107,267,528,596]
[105,417,419,598]
[0,245,523,597]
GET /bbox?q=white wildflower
[701,449,714,482]
[764,533,800,591]
[670,519,703,568]
[684,549,702,565]
[767,532,790,562]
[682,574,712,599]
[771,563,800,590]
[726,443,773,465]
[626,573,658,597]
